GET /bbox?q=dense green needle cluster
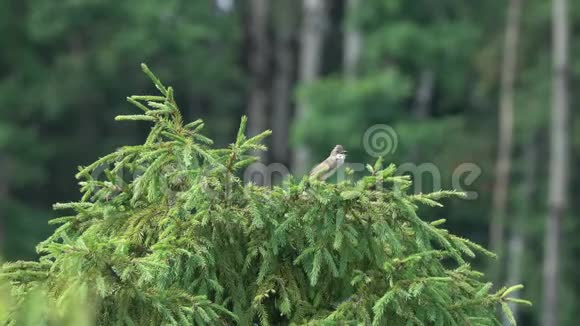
[0,65,529,325]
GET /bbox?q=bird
[309,145,347,181]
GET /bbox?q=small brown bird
[309,145,347,181]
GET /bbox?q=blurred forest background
[0,0,577,325]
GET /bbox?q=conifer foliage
[1,65,530,325]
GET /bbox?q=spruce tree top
[0,64,530,325]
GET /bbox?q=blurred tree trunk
[292,0,328,174]
[413,69,434,120]
[214,0,234,13]
[543,0,570,324]
[343,0,361,79]
[489,0,521,283]
[246,0,271,184]
[410,69,434,165]
[504,135,537,326]
[271,1,297,167]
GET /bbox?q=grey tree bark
[271,1,297,167]
[413,69,434,120]
[504,135,537,326]
[292,0,328,175]
[343,0,362,79]
[489,0,521,284]
[246,0,270,184]
[543,0,570,324]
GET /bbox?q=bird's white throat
[336,153,346,165]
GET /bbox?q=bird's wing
[309,162,331,180]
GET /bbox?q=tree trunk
[503,135,537,326]
[271,1,297,167]
[489,0,521,284]
[214,0,234,13]
[410,69,434,165]
[543,0,570,324]
[292,0,328,175]
[413,69,434,120]
[343,0,362,79]
[246,0,271,184]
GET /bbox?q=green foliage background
[0,0,578,324]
